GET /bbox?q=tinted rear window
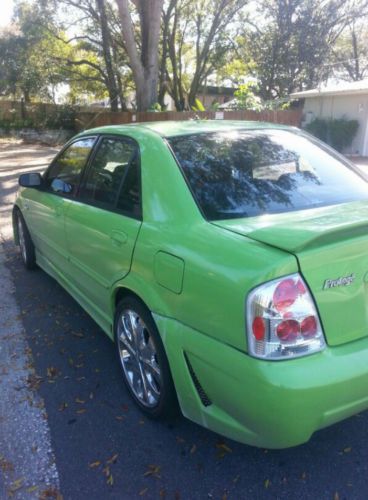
[168,129,368,220]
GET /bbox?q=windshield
[168,129,368,220]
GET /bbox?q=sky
[0,0,14,27]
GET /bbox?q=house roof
[197,85,236,96]
[290,79,368,99]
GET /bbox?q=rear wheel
[114,296,178,419]
[16,211,36,270]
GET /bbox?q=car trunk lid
[213,201,368,346]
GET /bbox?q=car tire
[16,210,36,270]
[114,296,178,419]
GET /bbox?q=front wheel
[16,211,36,270]
[114,296,178,419]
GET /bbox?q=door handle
[110,230,128,246]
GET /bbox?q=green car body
[13,120,368,448]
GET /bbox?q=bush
[0,116,35,131]
[305,117,359,152]
[0,104,77,132]
[37,105,77,131]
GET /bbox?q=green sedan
[13,120,368,448]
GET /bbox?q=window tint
[168,130,368,220]
[45,138,95,195]
[80,136,141,216]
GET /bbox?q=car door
[64,135,142,320]
[23,136,96,274]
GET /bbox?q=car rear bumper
[155,314,368,448]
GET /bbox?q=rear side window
[45,137,95,195]
[168,130,368,220]
[79,136,141,218]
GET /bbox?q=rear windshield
[168,129,368,220]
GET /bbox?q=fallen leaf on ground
[9,477,24,492]
[26,485,38,493]
[72,332,84,338]
[38,487,63,499]
[47,366,59,378]
[89,461,101,468]
[144,464,161,478]
[106,453,118,464]
[216,442,232,454]
[139,488,148,496]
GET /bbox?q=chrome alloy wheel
[117,309,162,407]
[18,218,27,263]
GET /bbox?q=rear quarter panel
[112,129,298,352]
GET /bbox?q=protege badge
[323,273,355,290]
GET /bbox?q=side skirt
[35,249,113,340]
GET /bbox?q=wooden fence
[0,99,59,121]
[76,109,303,131]
[0,100,303,131]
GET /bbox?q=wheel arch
[111,277,173,325]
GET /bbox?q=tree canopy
[0,0,368,110]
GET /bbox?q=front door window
[44,137,96,195]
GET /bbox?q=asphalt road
[1,140,368,500]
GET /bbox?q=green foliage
[148,102,162,112]
[0,2,69,101]
[305,118,359,152]
[41,105,77,130]
[239,0,363,99]
[191,99,206,112]
[0,104,76,131]
[233,83,262,110]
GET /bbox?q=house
[196,85,236,108]
[290,80,368,156]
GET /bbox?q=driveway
[1,140,368,499]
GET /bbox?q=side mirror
[19,172,43,188]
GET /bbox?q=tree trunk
[115,0,163,110]
[96,0,120,111]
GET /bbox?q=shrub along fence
[0,100,303,136]
[76,109,303,131]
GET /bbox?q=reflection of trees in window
[46,139,95,194]
[80,137,140,216]
[169,131,323,219]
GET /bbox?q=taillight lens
[246,274,325,360]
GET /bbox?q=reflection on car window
[45,138,95,195]
[168,130,368,220]
[80,137,141,217]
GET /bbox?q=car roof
[81,120,295,138]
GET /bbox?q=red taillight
[247,273,325,360]
[301,315,317,338]
[273,278,299,311]
[276,319,299,342]
[252,316,265,341]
